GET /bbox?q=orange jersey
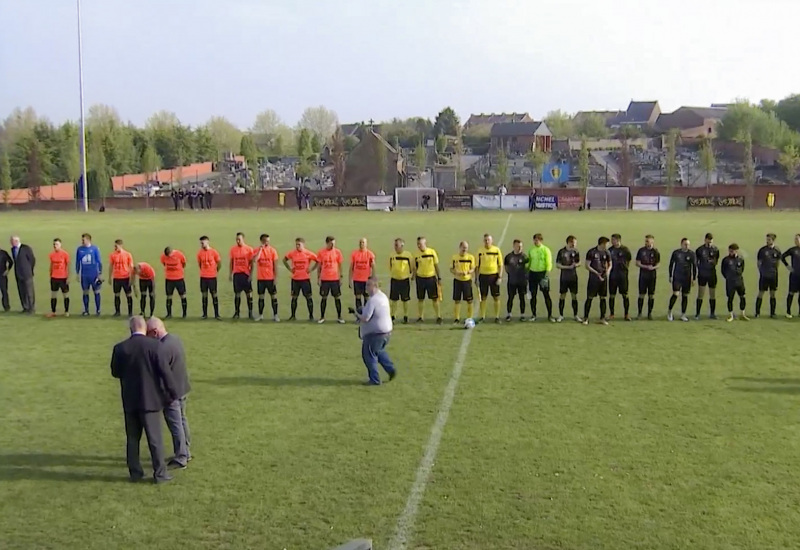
[350,249,375,282]
[110,250,134,279]
[230,245,254,275]
[285,248,317,281]
[317,247,343,281]
[161,250,187,280]
[254,245,279,281]
[137,262,155,280]
[49,249,70,279]
[197,248,221,278]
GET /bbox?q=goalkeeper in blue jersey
[76,233,103,316]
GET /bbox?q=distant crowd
[170,188,215,211]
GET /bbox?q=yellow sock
[479,301,488,318]
[454,302,461,320]
[494,297,501,317]
[467,302,474,319]
[417,300,425,319]
[390,300,398,317]
[433,300,441,319]
[402,301,409,316]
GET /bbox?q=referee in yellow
[413,236,443,324]
[450,240,476,323]
[388,238,413,323]
[476,233,504,323]
[527,232,555,322]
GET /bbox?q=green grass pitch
[2,209,800,549]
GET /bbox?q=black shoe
[415,317,423,323]
[391,316,396,322]
[167,459,187,470]
[215,315,222,321]
[154,474,174,484]
[113,312,121,317]
[232,313,240,320]
[436,318,443,325]
[389,370,397,381]
[494,317,501,324]
[288,315,296,321]
[201,314,208,320]
[453,319,460,324]
[403,316,408,324]
[165,314,172,319]
[182,313,187,319]
[129,475,144,483]
[82,311,90,317]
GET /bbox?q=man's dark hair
[325,236,335,244]
[417,236,425,241]
[82,233,92,240]
[164,247,172,255]
[53,238,61,243]
[566,235,575,244]
[767,233,777,239]
[611,233,621,240]
[705,233,713,240]
[114,239,123,245]
[296,237,305,243]
[199,235,209,241]
[513,239,521,245]
[681,237,689,244]
[598,236,610,245]
[533,233,543,240]
[729,243,739,251]
[645,234,654,239]
[260,234,269,241]
[236,232,245,238]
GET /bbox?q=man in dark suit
[0,246,11,312]
[147,317,192,468]
[110,315,178,483]
[10,235,35,313]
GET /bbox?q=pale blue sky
[1,0,798,128]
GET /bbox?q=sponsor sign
[534,195,558,210]
[366,195,394,211]
[473,194,502,210]
[311,194,366,208]
[500,195,529,211]
[558,195,583,210]
[632,196,659,211]
[686,196,745,209]
[444,194,472,209]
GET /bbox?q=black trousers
[16,276,34,312]
[0,275,9,311]
[124,410,168,481]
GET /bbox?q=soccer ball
[464,318,475,329]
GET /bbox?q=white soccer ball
[464,318,475,329]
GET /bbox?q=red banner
[558,195,583,210]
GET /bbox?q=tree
[575,113,609,139]
[526,148,549,186]
[0,148,11,207]
[239,134,259,168]
[414,137,427,184]
[433,107,460,137]
[204,116,242,160]
[544,110,575,139]
[273,134,285,157]
[664,128,679,193]
[434,134,448,163]
[453,125,465,189]
[297,106,339,140]
[331,127,346,192]
[310,133,323,156]
[775,94,800,132]
[193,125,217,162]
[778,144,800,183]
[618,137,633,187]
[296,128,313,161]
[617,125,642,140]
[251,109,283,135]
[578,139,590,199]
[88,131,110,202]
[718,101,800,150]
[141,140,161,182]
[24,137,50,201]
[374,134,388,192]
[1,106,38,147]
[699,136,716,192]
[495,148,509,188]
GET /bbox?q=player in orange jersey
[131,261,156,316]
[316,236,345,324]
[161,246,188,318]
[48,238,71,316]
[198,235,222,320]
[349,237,375,311]
[283,237,318,321]
[229,232,255,320]
[252,233,280,322]
[110,239,135,317]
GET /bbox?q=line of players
[43,231,800,324]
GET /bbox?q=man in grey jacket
[354,277,396,385]
[147,317,191,468]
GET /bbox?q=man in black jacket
[10,235,35,313]
[0,246,11,311]
[147,317,192,469]
[110,316,178,483]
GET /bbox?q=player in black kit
[555,235,581,322]
[695,233,720,319]
[721,243,748,321]
[755,233,781,318]
[635,234,660,320]
[608,233,632,321]
[582,236,612,325]
[668,238,697,322]
[504,239,528,321]
[780,233,800,318]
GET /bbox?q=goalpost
[394,188,438,210]
[585,187,630,210]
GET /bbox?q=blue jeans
[163,396,190,465]
[361,333,395,385]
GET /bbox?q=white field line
[388,213,513,550]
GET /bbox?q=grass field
[2,209,800,550]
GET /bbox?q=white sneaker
[317,318,325,324]
[273,315,280,322]
[549,317,557,323]
[601,318,609,325]
[337,318,345,324]
[680,315,689,322]
[556,315,564,323]
[254,315,263,322]
[575,316,583,323]
[667,313,674,321]
[529,316,537,322]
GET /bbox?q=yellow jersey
[450,253,476,282]
[476,245,503,275]
[389,250,413,280]
[414,247,439,278]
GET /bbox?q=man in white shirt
[355,277,396,385]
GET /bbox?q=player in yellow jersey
[476,232,504,323]
[450,241,476,323]
[413,236,442,324]
[389,238,414,323]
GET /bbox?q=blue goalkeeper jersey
[76,245,102,278]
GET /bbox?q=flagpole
[77,0,89,212]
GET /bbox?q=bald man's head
[146,316,167,339]
[129,315,147,334]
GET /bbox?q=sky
[1,0,798,128]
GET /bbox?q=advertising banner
[686,196,745,209]
[366,195,394,211]
[558,195,583,210]
[500,195,529,211]
[444,194,473,209]
[534,195,558,210]
[632,196,659,211]
[311,194,367,208]
[473,194,502,210]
